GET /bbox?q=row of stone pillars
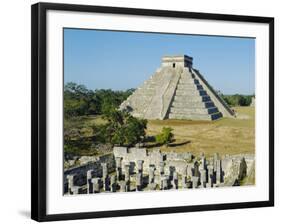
[192,153,223,188]
[116,158,145,192]
[86,163,118,193]
[66,154,224,194]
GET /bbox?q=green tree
[123,116,147,145]
[155,127,174,145]
[98,109,147,146]
[64,82,135,117]
[221,94,253,107]
[64,82,92,117]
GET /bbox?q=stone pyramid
[120,55,234,120]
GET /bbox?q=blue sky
[64,28,255,95]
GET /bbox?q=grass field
[64,106,255,158]
[147,106,255,157]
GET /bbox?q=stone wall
[114,147,195,175]
[64,153,115,187]
[113,147,164,173]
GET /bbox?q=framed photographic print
[31,2,274,222]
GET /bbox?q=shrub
[155,127,174,145]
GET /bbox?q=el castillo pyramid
[120,55,235,120]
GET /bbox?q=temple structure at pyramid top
[162,55,193,68]
[120,55,235,120]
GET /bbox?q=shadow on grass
[145,143,163,148]
[145,140,191,148]
[168,140,191,147]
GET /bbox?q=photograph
[63,28,256,195]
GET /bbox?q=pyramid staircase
[120,55,234,121]
[167,68,222,120]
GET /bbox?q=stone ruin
[64,147,254,195]
[250,96,255,107]
[120,55,235,120]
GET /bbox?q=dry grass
[64,115,106,129]
[66,107,255,158]
[146,106,255,157]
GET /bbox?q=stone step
[174,95,210,102]
[180,73,193,77]
[129,102,151,108]
[171,101,215,108]
[130,100,153,106]
[131,93,152,97]
[178,79,195,84]
[133,90,153,95]
[169,107,219,115]
[175,89,207,96]
[189,84,203,90]
[168,112,222,120]
[176,84,196,89]
[130,94,150,99]
[131,94,154,99]
[179,79,199,85]
[176,84,203,90]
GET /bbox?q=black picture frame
[31,2,274,222]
